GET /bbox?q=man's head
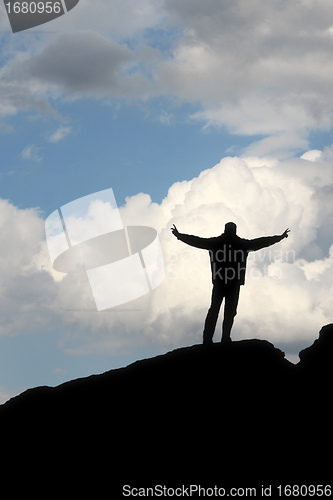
[224,222,237,236]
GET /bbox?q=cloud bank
[158,0,333,140]
[2,0,333,151]
[2,150,333,362]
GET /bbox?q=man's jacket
[175,232,283,285]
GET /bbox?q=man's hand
[281,228,290,240]
[171,224,180,238]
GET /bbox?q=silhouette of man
[171,222,290,344]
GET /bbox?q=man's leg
[203,283,224,344]
[221,284,240,343]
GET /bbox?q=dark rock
[299,323,333,371]
[1,330,332,495]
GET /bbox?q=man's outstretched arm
[247,228,290,251]
[171,224,212,249]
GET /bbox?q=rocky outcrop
[1,327,332,496]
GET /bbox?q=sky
[1,0,333,403]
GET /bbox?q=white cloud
[47,126,72,143]
[300,149,323,162]
[20,144,43,162]
[146,151,332,347]
[0,199,58,337]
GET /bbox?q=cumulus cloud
[0,199,58,337]
[142,152,333,355]
[0,151,327,362]
[47,126,72,143]
[300,149,323,162]
[0,148,333,375]
[21,144,43,162]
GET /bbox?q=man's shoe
[203,339,213,347]
[221,337,232,345]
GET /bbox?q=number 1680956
[5,2,62,14]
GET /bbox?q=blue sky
[2,97,253,213]
[1,0,333,402]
